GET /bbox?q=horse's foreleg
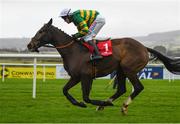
[63,77,87,108]
[96,71,126,111]
[81,75,113,106]
[121,74,144,115]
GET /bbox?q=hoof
[121,104,128,115]
[121,109,128,115]
[96,106,104,111]
[77,102,87,108]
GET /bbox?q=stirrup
[90,54,103,60]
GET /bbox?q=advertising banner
[56,65,110,79]
[138,66,163,79]
[0,66,56,79]
[1,65,179,80]
[56,65,70,79]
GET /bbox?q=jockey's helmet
[59,8,72,18]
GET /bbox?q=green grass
[0,79,180,123]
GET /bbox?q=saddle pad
[83,39,112,56]
[97,39,112,56]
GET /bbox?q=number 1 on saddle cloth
[82,39,112,58]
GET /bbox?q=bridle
[37,24,75,49]
[43,40,75,49]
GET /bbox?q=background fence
[0,54,179,99]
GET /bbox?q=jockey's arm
[73,15,89,39]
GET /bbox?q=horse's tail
[146,47,180,75]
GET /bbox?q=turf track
[0,79,180,123]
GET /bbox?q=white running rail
[0,54,61,99]
[0,54,179,99]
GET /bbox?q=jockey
[59,8,105,60]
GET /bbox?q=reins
[43,40,75,49]
[55,40,75,49]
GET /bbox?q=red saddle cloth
[83,39,112,56]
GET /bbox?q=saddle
[82,38,112,57]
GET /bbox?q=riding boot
[88,40,103,60]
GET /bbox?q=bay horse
[27,19,180,114]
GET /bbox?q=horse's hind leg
[81,75,113,106]
[63,77,87,107]
[121,74,144,115]
[96,69,127,111]
[108,70,126,101]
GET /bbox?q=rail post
[2,65,5,82]
[43,65,46,82]
[32,57,37,99]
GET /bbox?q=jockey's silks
[70,10,99,38]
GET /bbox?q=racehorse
[27,19,180,114]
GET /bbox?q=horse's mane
[50,25,88,52]
[51,25,73,40]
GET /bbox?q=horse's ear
[47,18,53,27]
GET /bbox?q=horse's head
[27,18,53,52]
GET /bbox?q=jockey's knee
[101,19,105,25]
